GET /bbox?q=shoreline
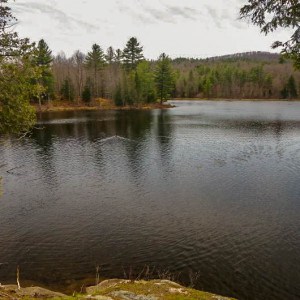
[0,279,236,300]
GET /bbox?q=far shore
[33,97,300,114]
[34,98,174,113]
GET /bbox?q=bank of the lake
[0,279,236,300]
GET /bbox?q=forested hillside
[172,52,299,99]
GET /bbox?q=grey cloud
[204,4,246,29]
[205,5,222,28]
[117,2,156,24]
[164,5,201,21]
[144,7,175,23]
[12,2,98,32]
[116,0,201,24]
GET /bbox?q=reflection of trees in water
[34,110,165,141]
[118,111,154,183]
[31,126,58,187]
[115,110,153,140]
[29,110,177,188]
[31,110,159,184]
[156,110,174,171]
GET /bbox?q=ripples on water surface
[0,101,300,300]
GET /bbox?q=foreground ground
[0,279,236,300]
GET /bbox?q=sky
[10,0,291,59]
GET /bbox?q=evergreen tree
[281,75,298,99]
[61,77,75,101]
[33,39,52,66]
[85,44,106,97]
[115,49,122,64]
[135,61,156,103]
[122,37,144,70]
[287,75,298,98]
[113,84,123,106]
[106,46,114,64]
[82,85,92,103]
[32,39,54,105]
[154,53,174,104]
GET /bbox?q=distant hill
[172,51,281,64]
[204,51,280,62]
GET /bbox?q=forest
[3,35,300,115]
[37,39,300,108]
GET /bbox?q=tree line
[43,37,174,107]
[48,43,300,103]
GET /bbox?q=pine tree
[287,75,298,98]
[61,77,75,101]
[122,37,144,70]
[154,53,174,104]
[282,75,298,99]
[115,49,122,64]
[106,46,114,64]
[32,39,54,106]
[113,84,123,106]
[135,61,156,103]
[85,44,106,97]
[82,85,92,103]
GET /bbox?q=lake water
[0,101,300,300]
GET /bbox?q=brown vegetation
[34,98,174,113]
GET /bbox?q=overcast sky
[10,0,291,59]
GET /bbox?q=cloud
[116,0,202,24]
[165,6,201,20]
[12,1,98,32]
[116,2,156,24]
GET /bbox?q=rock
[85,295,113,300]
[1,285,66,298]
[169,287,188,294]
[110,290,158,300]
[153,280,181,287]
[86,279,130,294]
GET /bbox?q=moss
[92,280,235,300]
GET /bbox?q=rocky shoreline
[0,279,236,300]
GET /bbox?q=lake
[0,100,300,300]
